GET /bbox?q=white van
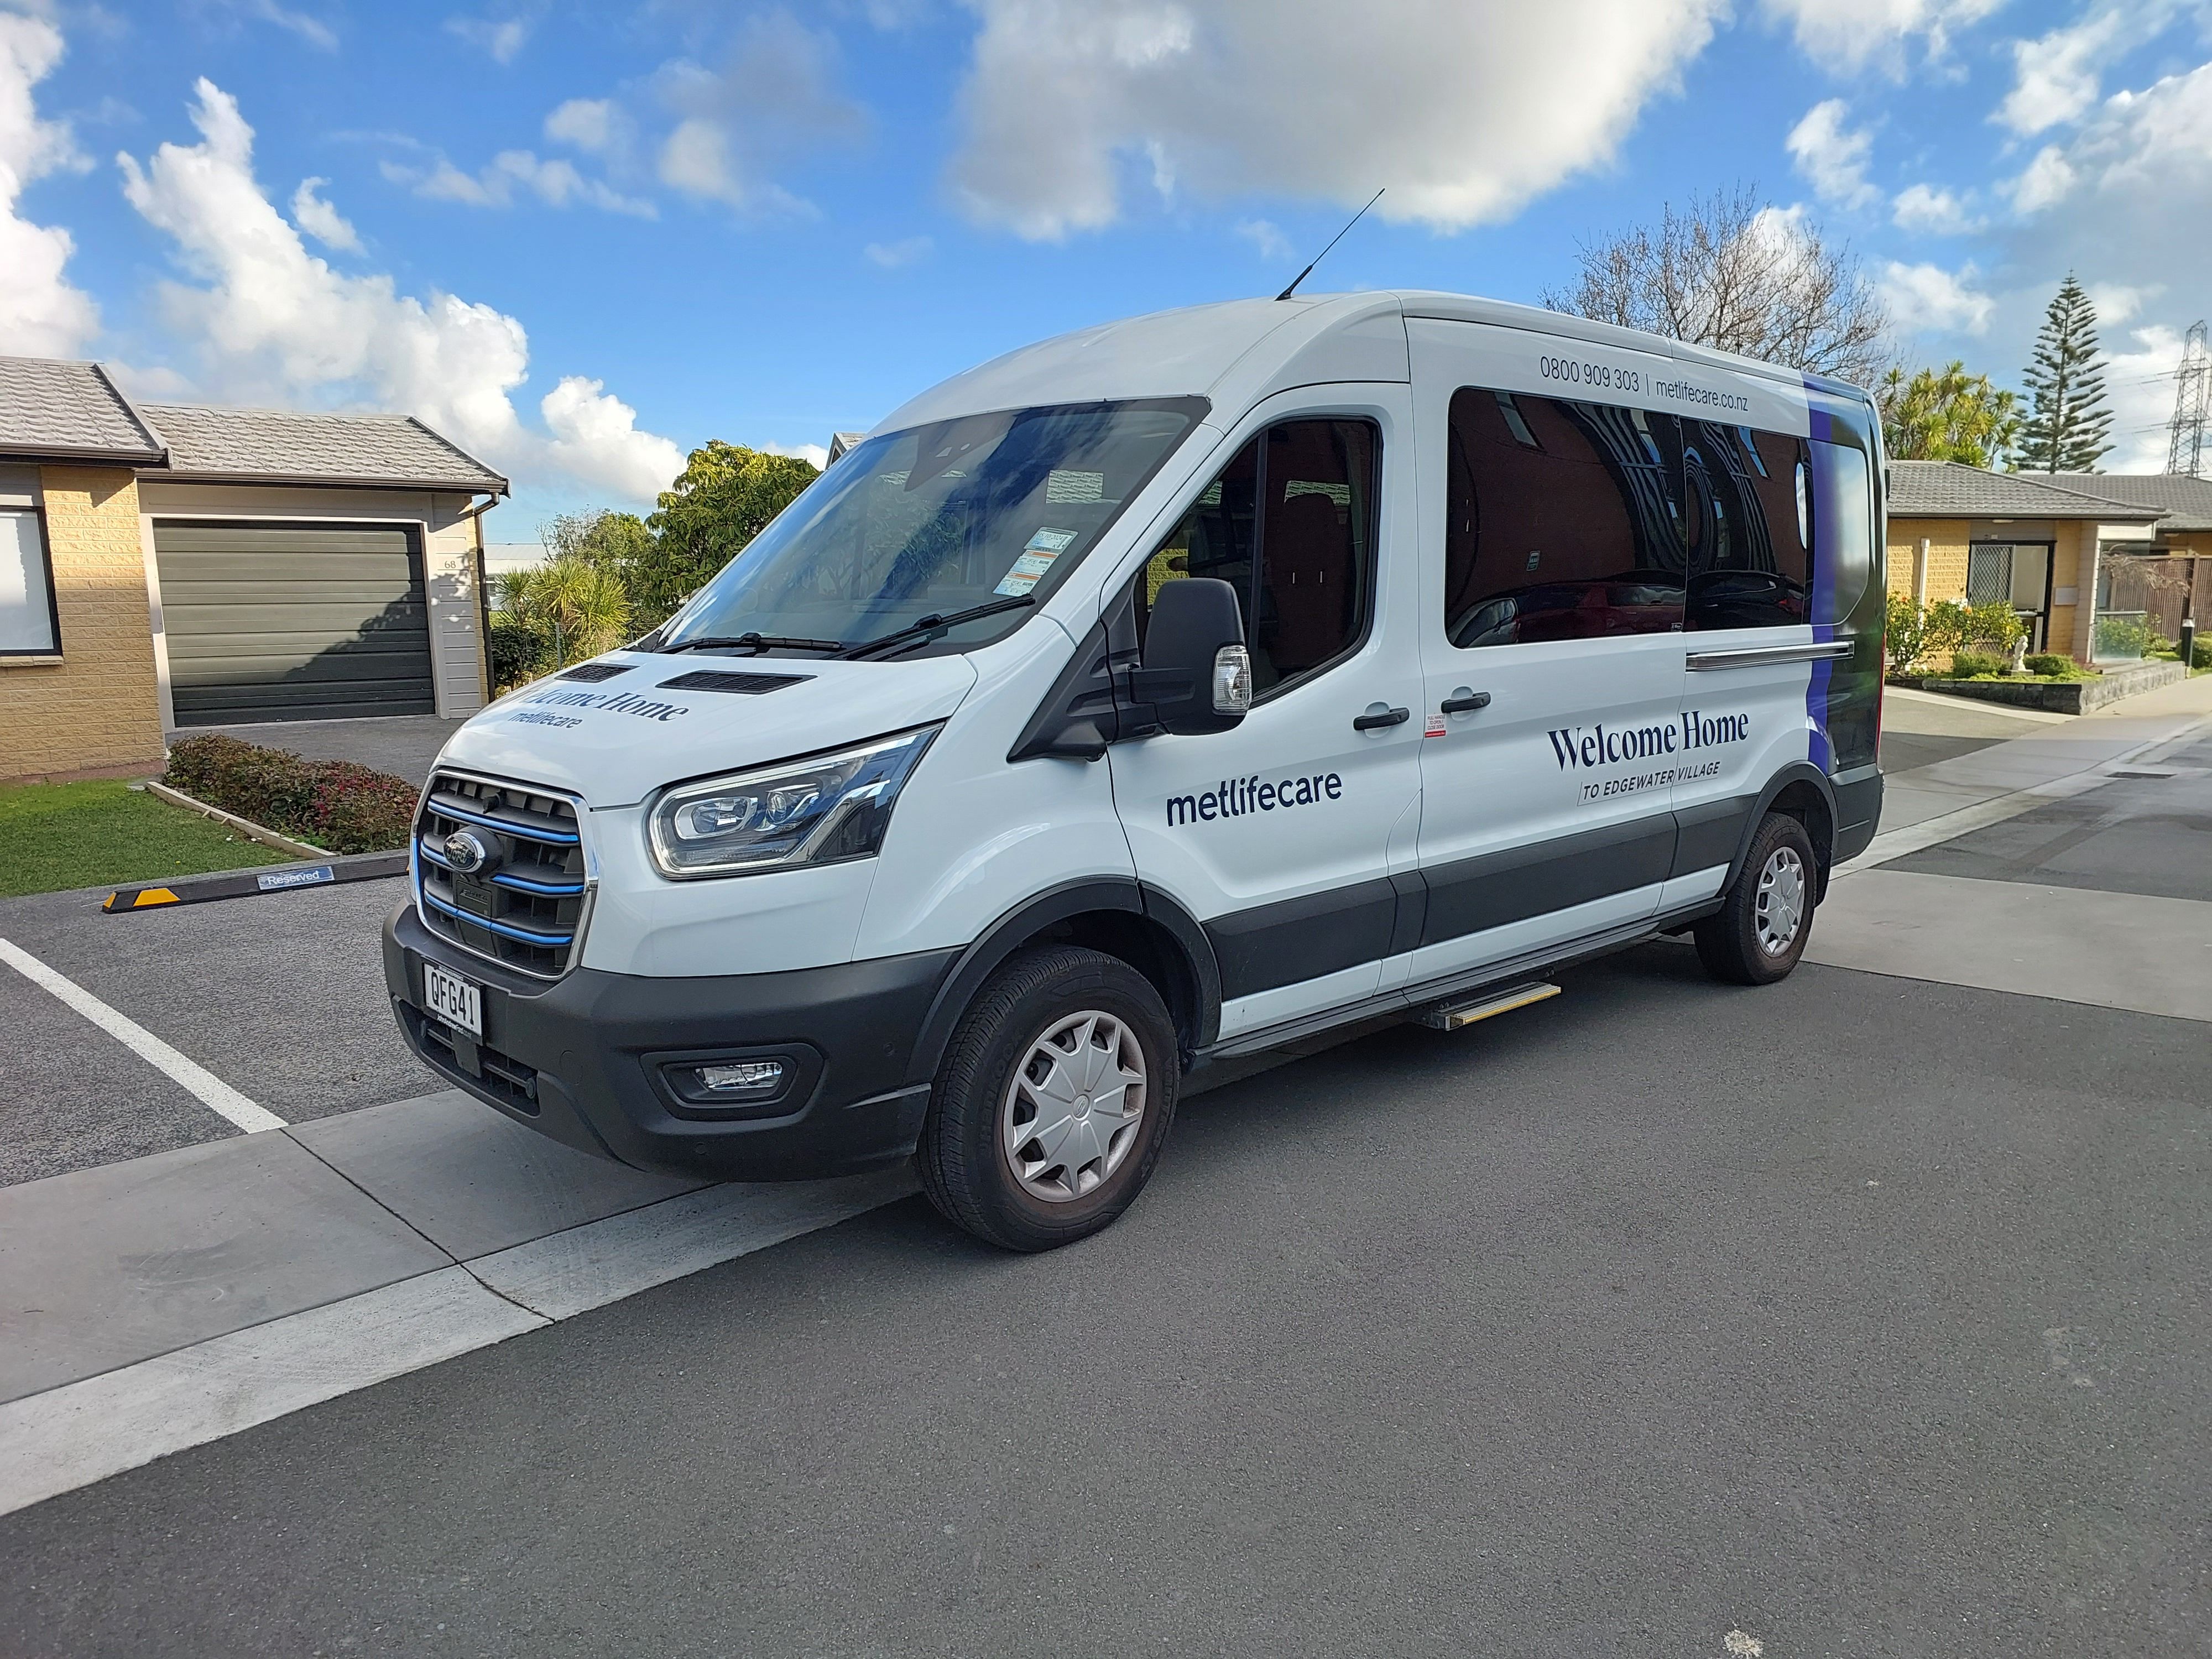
[385,291,1885,1251]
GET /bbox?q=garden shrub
[2193,634,2212,670]
[2090,613,2158,661]
[489,613,554,693]
[2023,653,2077,677]
[1948,650,2007,679]
[162,735,416,854]
[1884,591,1927,671]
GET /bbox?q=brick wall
[1886,518,1971,606]
[0,467,166,782]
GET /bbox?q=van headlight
[646,726,940,879]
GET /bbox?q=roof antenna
[1276,189,1384,302]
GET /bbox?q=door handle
[1353,705,1410,731]
[1440,692,1491,714]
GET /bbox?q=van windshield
[650,398,1208,658]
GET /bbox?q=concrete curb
[142,779,331,861]
[0,1088,917,1516]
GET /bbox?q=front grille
[414,771,588,978]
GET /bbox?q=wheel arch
[1730,763,1839,900]
[911,879,1222,1084]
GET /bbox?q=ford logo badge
[443,828,493,874]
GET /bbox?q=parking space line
[0,937,286,1134]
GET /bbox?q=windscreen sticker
[993,527,1077,596]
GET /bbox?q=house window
[1,508,60,656]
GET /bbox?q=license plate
[422,959,483,1038]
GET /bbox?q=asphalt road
[0,878,424,1185]
[4,943,2204,1659]
[1889,731,2212,902]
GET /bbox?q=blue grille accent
[424,795,580,843]
[417,837,585,895]
[420,887,575,946]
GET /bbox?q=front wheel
[1694,812,1818,985]
[916,946,1180,1251]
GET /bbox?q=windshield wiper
[660,632,846,656]
[838,594,1036,661]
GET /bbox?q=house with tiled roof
[1885,461,2170,663]
[1,356,506,782]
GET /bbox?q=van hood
[437,651,981,806]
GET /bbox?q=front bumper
[383,903,959,1181]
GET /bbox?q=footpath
[4,675,2209,1519]
[1815,672,2212,1020]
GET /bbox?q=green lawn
[0,780,293,899]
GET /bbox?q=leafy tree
[539,509,653,573]
[1877,361,2021,467]
[2016,274,2113,473]
[642,442,820,628]
[1546,184,1890,388]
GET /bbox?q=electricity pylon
[2168,321,2211,477]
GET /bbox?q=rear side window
[1444,388,1686,649]
[1809,439,1874,626]
[1681,422,1812,630]
[1138,418,1378,696]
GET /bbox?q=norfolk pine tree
[2017,275,2114,473]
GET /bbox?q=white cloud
[654,12,863,213]
[1756,0,2002,75]
[762,440,830,468]
[289,175,359,249]
[218,0,340,52]
[116,79,681,505]
[446,13,532,64]
[2002,59,2212,226]
[540,376,685,501]
[544,97,617,153]
[862,234,931,268]
[2100,322,2192,473]
[390,149,655,216]
[2085,282,2157,326]
[1235,217,1291,259]
[1877,260,1996,335]
[2007,142,2077,212]
[0,12,97,356]
[1891,181,1979,233]
[1786,100,1878,210]
[945,0,1726,240]
[1996,8,2131,136]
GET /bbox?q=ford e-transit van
[384,291,1885,1251]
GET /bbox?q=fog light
[694,1060,786,1095]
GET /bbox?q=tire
[916,945,1180,1252]
[1694,811,1819,987]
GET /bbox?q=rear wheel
[916,946,1179,1251]
[1694,812,1818,986]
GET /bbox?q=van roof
[872,290,1835,437]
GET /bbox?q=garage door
[154,520,436,724]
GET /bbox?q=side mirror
[1128,578,1251,735]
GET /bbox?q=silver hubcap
[1001,1010,1147,1203]
[1755,846,1807,956]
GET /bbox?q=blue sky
[3,0,2209,539]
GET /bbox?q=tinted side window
[1809,439,1873,626]
[1444,388,1685,649]
[1681,421,1811,630]
[1138,419,1377,695]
